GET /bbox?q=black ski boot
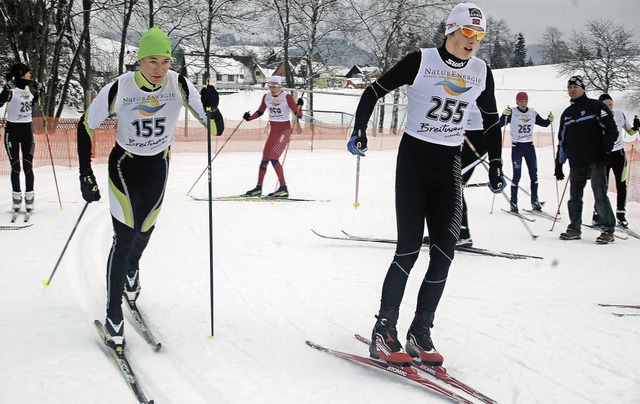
[405,311,444,366]
[104,315,125,351]
[244,185,262,196]
[124,270,141,306]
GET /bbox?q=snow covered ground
[1,63,639,403]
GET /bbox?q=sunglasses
[460,27,486,41]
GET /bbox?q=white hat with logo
[445,3,486,36]
[268,76,284,87]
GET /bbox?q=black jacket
[557,93,618,167]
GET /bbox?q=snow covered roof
[91,37,138,71]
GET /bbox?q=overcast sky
[476,0,639,44]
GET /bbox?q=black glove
[347,129,368,156]
[243,112,251,121]
[79,172,101,202]
[210,108,224,136]
[297,97,304,107]
[633,115,640,131]
[554,163,565,181]
[488,159,506,193]
[200,85,219,110]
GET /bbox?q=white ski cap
[445,3,486,36]
[268,76,284,87]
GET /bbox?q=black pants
[3,121,35,192]
[605,149,627,211]
[567,162,615,234]
[105,144,169,321]
[380,134,462,315]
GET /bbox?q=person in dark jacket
[554,75,618,244]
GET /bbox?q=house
[343,64,381,88]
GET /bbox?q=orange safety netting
[1,118,639,203]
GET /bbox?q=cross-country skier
[242,76,303,198]
[0,63,44,212]
[591,93,639,227]
[76,26,224,350]
[499,91,553,212]
[347,2,504,367]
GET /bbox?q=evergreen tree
[512,33,527,67]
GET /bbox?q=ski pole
[42,202,90,286]
[463,136,538,240]
[205,103,216,337]
[37,99,62,210]
[550,178,569,232]
[186,119,243,196]
[353,155,361,209]
[491,114,508,213]
[550,120,560,212]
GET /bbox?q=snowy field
[1,63,639,403]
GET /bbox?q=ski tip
[153,343,162,351]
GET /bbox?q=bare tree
[558,19,640,93]
[475,17,513,68]
[341,0,454,131]
[540,26,570,65]
[292,0,341,112]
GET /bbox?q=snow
[1,63,639,404]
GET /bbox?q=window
[227,75,235,82]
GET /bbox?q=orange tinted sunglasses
[460,27,486,40]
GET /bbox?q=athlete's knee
[393,248,420,270]
[269,159,280,167]
[259,161,268,171]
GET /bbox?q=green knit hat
[137,27,172,61]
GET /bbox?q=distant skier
[499,91,553,213]
[347,2,504,367]
[592,93,639,228]
[242,76,303,198]
[0,63,43,213]
[77,26,224,350]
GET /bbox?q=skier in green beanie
[77,25,224,351]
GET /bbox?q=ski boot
[124,270,141,306]
[369,307,412,366]
[104,316,126,351]
[268,185,289,198]
[509,201,518,213]
[457,226,473,248]
[405,311,444,366]
[24,191,34,212]
[616,210,628,228]
[531,199,543,212]
[244,185,262,196]
[11,192,22,212]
